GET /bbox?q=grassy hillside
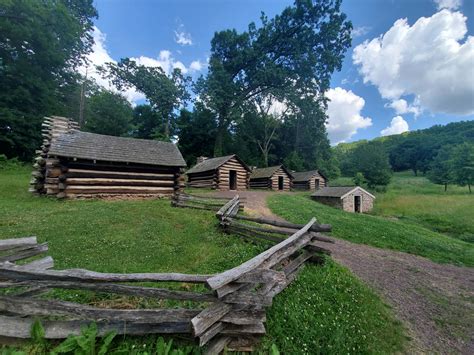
[330,172,474,243]
[0,165,407,353]
[268,193,473,267]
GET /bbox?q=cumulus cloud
[381,116,410,136]
[80,27,205,104]
[325,87,372,144]
[353,10,474,116]
[80,27,145,103]
[352,26,371,38]
[434,0,462,10]
[174,24,193,45]
[386,99,421,116]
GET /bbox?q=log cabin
[30,116,186,198]
[185,155,251,190]
[291,170,328,190]
[249,165,292,191]
[311,186,375,213]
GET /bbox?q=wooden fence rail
[1,195,333,354]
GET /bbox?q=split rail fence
[0,195,333,354]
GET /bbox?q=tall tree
[0,0,97,160]
[427,146,454,192]
[196,0,352,156]
[450,142,474,193]
[83,90,133,136]
[131,105,163,139]
[350,142,392,188]
[100,59,191,140]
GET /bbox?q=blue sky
[87,0,474,144]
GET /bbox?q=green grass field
[330,172,474,243]
[0,165,407,354]
[268,187,474,267]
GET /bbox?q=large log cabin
[185,155,251,190]
[30,116,186,198]
[249,165,292,191]
[291,170,328,190]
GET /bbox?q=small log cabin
[291,170,328,190]
[186,155,250,190]
[311,186,375,213]
[30,116,186,198]
[249,165,292,191]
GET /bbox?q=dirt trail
[210,190,474,354]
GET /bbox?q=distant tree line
[334,121,474,192]
[0,0,352,182]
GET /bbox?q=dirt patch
[210,190,474,354]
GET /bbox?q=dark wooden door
[278,176,284,190]
[315,179,320,190]
[229,170,237,190]
[354,195,361,213]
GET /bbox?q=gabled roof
[292,170,326,182]
[186,154,250,175]
[250,165,292,179]
[49,130,186,167]
[311,186,375,199]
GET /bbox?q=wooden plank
[0,243,48,263]
[65,186,175,194]
[206,218,316,290]
[17,256,54,270]
[66,169,175,180]
[199,322,224,346]
[204,336,231,355]
[216,195,239,217]
[221,310,266,325]
[0,263,212,283]
[232,214,332,233]
[0,237,37,251]
[0,315,191,339]
[66,178,174,186]
[0,296,200,323]
[191,302,233,336]
[2,280,216,301]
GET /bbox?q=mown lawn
[268,193,474,267]
[0,165,407,354]
[330,171,474,243]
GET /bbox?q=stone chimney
[197,156,208,164]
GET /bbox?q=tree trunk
[444,183,447,192]
[214,124,226,157]
[469,184,471,193]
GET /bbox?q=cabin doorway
[278,176,284,190]
[315,179,320,190]
[229,170,237,190]
[354,195,361,213]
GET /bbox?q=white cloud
[352,26,371,38]
[386,99,421,116]
[381,116,410,136]
[353,10,474,116]
[174,24,193,46]
[189,60,205,72]
[325,87,372,144]
[80,27,205,104]
[434,0,462,10]
[80,27,144,103]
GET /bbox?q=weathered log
[206,218,316,290]
[191,302,233,337]
[0,315,191,339]
[65,186,175,194]
[204,336,231,355]
[0,296,200,323]
[232,214,332,233]
[0,237,37,251]
[0,263,212,283]
[66,178,175,187]
[0,243,48,263]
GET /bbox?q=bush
[0,154,22,169]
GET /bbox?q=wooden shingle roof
[250,165,291,179]
[291,170,326,182]
[49,131,186,167]
[186,154,250,175]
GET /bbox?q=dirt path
[210,191,474,354]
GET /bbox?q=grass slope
[268,193,474,267]
[331,171,474,243]
[0,166,406,353]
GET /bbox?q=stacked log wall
[270,167,291,191]
[292,181,310,190]
[249,178,271,189]
[187,170,218,189]
[57,159,180,198]
[29,116,78,195]
[216,157,249,190]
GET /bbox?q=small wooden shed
[311,186,375,213]
[186,155,250,190]
[30,116,186,198]
[291,170,328,190]
[249,165,292,191]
